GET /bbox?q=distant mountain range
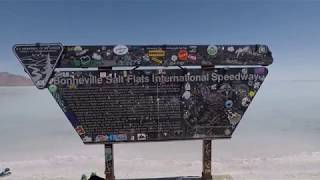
[0,72,33,86]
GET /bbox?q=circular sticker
[224,129,231,136]
[113,45,128,55]
[207,45,218,56]
[178,50,188,61]
[224,100,233,109]
[48,84,57,93]
[242,97,251,107]
[171,55,178,61]
[248,91,256,97]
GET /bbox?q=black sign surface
[48,68,267,144]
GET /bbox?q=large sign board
[13,43,272,144]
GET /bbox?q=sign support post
[202,140,213,180]
[105,144,115,180]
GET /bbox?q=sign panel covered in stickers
[14,43,273,144]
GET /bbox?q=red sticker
[75,126,85,135]
[178,50,188,61]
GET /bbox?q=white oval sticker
[207,45,218,56]
[113,45,128,55]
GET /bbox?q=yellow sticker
[151,57,163,64]
[148,50,165,57]
[69,84,77,90]
[248,91,255,97]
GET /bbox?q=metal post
[105,144,115,180]
[202,140,213,180]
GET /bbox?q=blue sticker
[225,100,233,108]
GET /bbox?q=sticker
[178,49,188,61]
[148,49,165,57]
[92,52,102,60]
[137,133,147,140]
[235,46,253,57]
[73,59,81,67]
[100,72,107,78]
[224,129,231,136]
[95,135,108,142]
[185,83,191,91]
[207,45,218,56]
[248,91,256,97]
[220,83,232,94]
[80,56,91,66]
[48,84,57,93]
[74,46,82,51]
[142,55,150,62]
[74,46,89,56]
[241,97,251,107]
[228,112,242,125]
[106,49,112,55]
[254,82,261,89]
[183,111,191,119]
[227,46,235,52]
[235,84,249,97]
[171,55,178,62]
[62,72,70,77]
[113,45,128,55]
[224,100,233,109]
[69,84,77,90]
[258,45,268,54]
[189,46,197,53]
[188,54,197,61]
[151,57,162,64]
[254,67,266,75]
[182,91,191,100]
[241,68,248,74]
[75,126,85,136]
[113,134,128,141]
[83,136,93,143]
[211,84,217,90]
[105,149,113,161]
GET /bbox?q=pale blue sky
[0,0,320,80]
